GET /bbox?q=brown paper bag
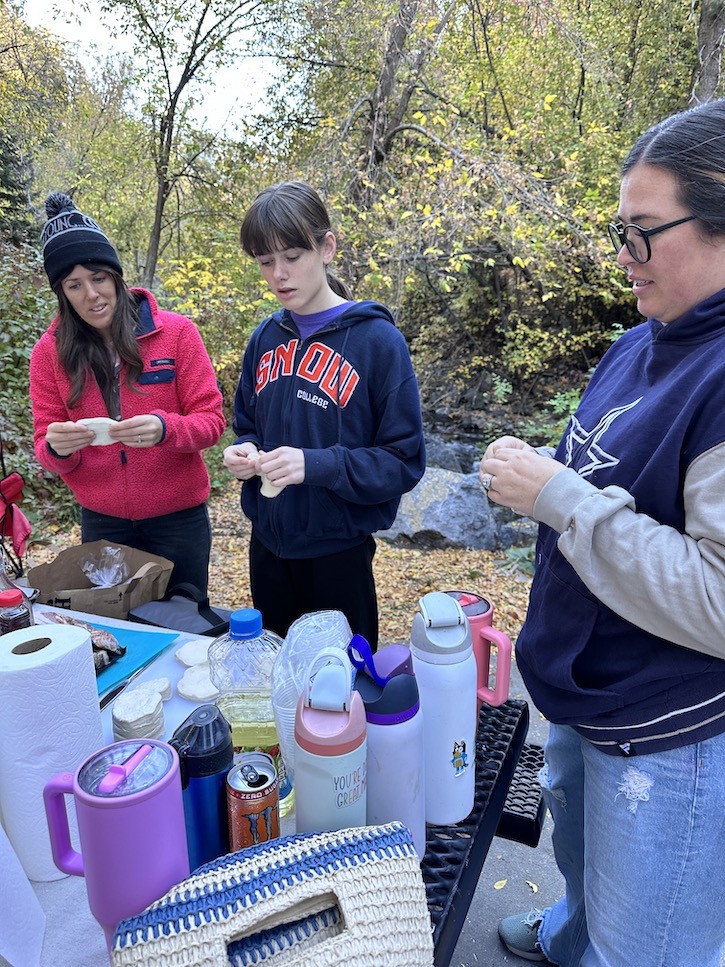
[27,540,174,619]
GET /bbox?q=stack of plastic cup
[271,610,352,785]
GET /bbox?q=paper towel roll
[0,624,103,881]
[0,823,45,967]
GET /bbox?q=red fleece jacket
[30,288,225,521]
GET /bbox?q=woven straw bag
[112,822,434,966]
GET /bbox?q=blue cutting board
[92,622,179,697]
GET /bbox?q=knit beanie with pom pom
[41,192,123,286]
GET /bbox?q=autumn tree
[0,4,68,237]
[256,0,702,414]
[93,0,276,287]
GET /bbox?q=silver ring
[137,435,143,445]
[481,472,493,491]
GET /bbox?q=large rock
[379,467,537,551]
[423,436,482,473]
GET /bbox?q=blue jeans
[538,724,725,967]
[80,503,212,595]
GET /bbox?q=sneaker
[498,909,549,962]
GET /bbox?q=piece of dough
[130,677,173,701]
[177,663,219,702]
[259,470,286,498]
[76,417,117,446]
[175,638,211,667]
[112,687,165,740]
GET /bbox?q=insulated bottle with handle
[410,591,477,826]
[43,739,189,951]
[444,590,512,711]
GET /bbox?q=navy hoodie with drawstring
[516,288,725,756]
[232,300,426,558]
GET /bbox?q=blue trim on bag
[228,907,340,964]
[113,824,415,950]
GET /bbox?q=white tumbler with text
[294,648,367,834]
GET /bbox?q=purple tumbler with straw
[43,739,189,951]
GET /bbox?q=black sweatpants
[249,532,379,649]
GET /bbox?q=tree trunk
[690,0,725,105]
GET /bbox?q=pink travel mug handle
[43,772,84,877]
[475,626,512,707]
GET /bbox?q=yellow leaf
[494,879,508,890]
[526,880,539,893]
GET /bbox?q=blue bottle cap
[229,608,263,639]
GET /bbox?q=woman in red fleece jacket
[30,193,225,594]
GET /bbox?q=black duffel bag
[127,583,232,637]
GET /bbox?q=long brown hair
[52,263,143,412]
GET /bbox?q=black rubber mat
[496,741,546,848]
[421,698,529,966]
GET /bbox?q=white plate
[77,417,117,446]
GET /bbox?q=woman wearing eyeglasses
[481,99,725,966]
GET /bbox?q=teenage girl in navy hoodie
[485,100,725,966]
[224,181,425,647]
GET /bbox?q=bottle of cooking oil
[208,608,293,816]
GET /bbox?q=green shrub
[0,242,75,529]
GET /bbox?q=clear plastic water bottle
[207,608,293,816]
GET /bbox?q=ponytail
[326,269,353,301]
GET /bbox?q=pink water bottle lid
[295,649,366,755]
[445,589,492,616]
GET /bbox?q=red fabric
[0,470,30,559]
[4,503,31,557]
[29,288,225,521]
[0,471,24,504]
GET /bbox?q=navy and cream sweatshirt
[516,288,725,755]
[232,301,426,558]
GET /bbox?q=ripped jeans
[538,724,725,967]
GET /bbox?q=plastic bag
[271,610,352,783]
[80,545,130,588]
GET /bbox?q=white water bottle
[294,648,367,834]
[352,640,426,857]
[410,592,477,825]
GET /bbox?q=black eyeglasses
[608,215,696,264]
